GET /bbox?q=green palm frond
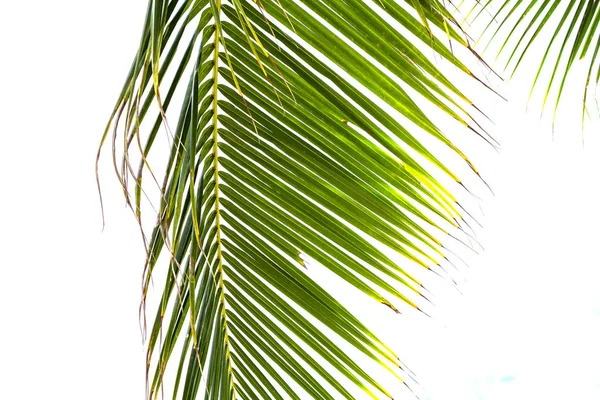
[98,1,487,399]
[466,0,600,119]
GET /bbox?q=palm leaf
[98,1,486,398]
[465,0,600,120]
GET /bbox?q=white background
[1,1,600,399]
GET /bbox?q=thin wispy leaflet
[466,0,600,123]
[98,0,491,398]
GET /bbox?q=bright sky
[1,1,600,399]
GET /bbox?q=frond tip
[468,0,600,122]
[99,0,487,399]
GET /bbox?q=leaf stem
[211,2,237,397]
